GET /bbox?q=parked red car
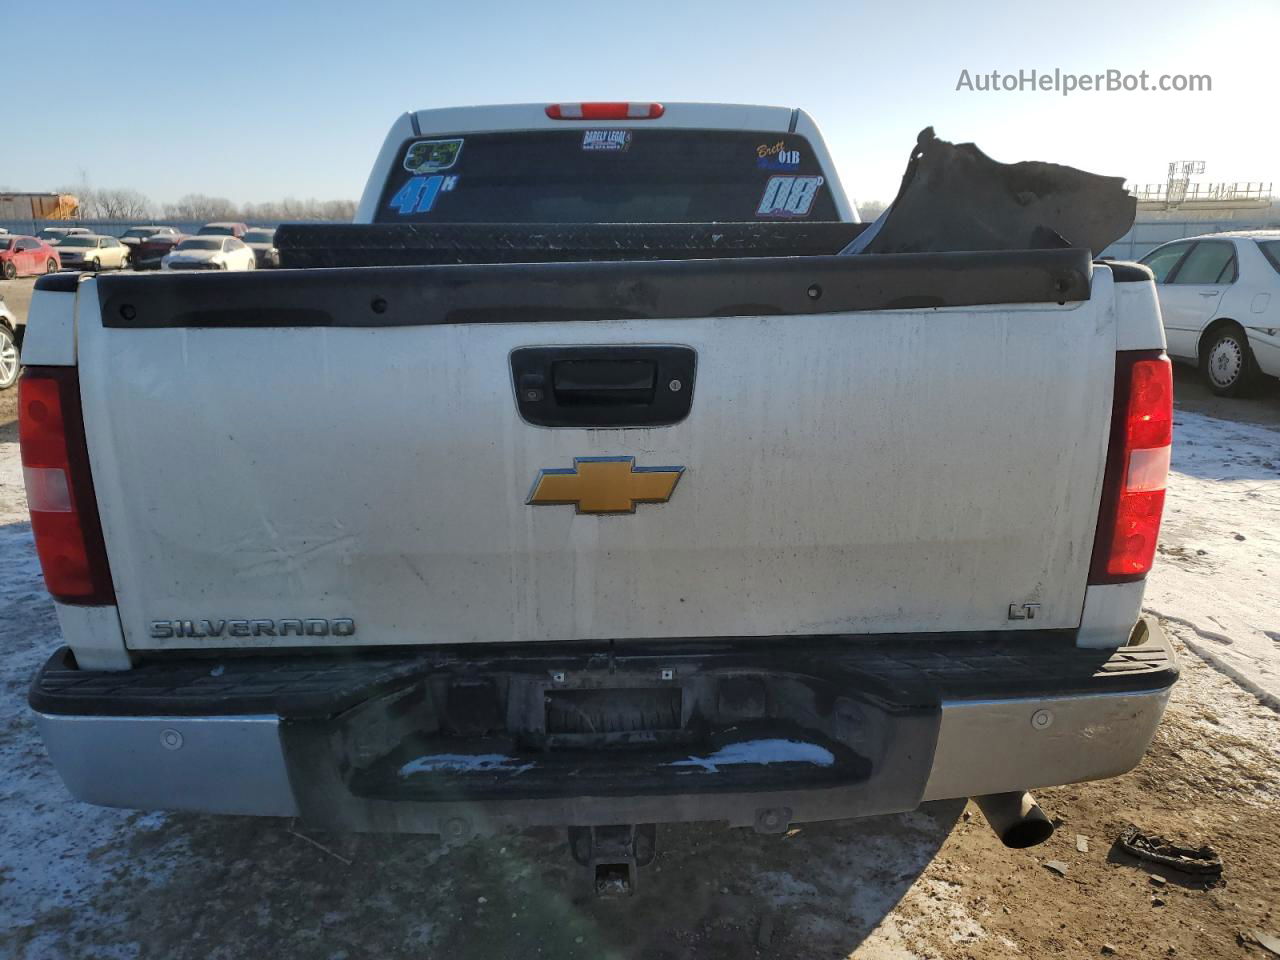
[198,221,250,238]
[132,231,189,270]
[0,235,61,280]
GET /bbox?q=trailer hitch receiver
[569,824,657,896]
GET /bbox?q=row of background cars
[0,221,280,387]
[0,221,280,278]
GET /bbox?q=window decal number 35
[757,175,824,217]
[389,174,459,214]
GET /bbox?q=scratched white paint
[78,271,1132,651]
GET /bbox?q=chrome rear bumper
[33,619,1176,831]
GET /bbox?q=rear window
[1258,240,1280,274]
[199,225,234,236]
[1139,242,1191,283]
[375,129,839,224]
[1171,242,1236,284]
[176,238,222,251]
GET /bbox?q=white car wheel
[1207,337,1241,388]
[0,325,19,390]
[1200,325,1260,398]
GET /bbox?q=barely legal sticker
[582,130,632,152]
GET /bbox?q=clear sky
[5,0,1278,210]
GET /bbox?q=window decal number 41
[390,174,458,214]
[757,175,824,217]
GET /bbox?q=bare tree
[317,198,356,221]
[856,199,889,221]
[45,179,355,224]
[162,193,237,221]
[95,188,154,220]
[241,196,356,222]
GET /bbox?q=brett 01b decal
[756,140,801,171]
[403,138,464,173]
[757,175,824,217]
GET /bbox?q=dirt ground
[0,276,36,325]
[1172,364,1280,429]
[0,387,14,439]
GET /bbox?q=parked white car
[161,236,257,271]
[1140,231,1280,396]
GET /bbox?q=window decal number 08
[757,176,824,217]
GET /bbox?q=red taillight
[1089,352,1173,582]
[18,367,115,604]
[545,102,665,120]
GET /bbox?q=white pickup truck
[21,102,1176,887]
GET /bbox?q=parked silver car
[55,234,130,271]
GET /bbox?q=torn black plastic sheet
[845,127,1136,257]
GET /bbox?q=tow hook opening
[569,824,657,897]
[973,791,1055,849]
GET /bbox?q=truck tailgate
[77,254,1115,651]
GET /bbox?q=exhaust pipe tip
[999,816,1056,849]
[973,791,1055,849]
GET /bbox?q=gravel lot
[1,289,1279,959]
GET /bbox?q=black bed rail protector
[1098,260,1155,283]
[275,222,871,268]
[30,629,1175,720]
[34,272,84,293]
[96,247,1092,329]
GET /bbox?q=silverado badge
[527,457,684,514]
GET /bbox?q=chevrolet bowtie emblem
[527,457,684,514]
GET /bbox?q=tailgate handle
[552,359,656,406]
[511,346,696,428]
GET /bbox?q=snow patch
[398,753,534,777]
[668,739,835,773]
[1148,409,1280,709]
[0,441,30,525]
